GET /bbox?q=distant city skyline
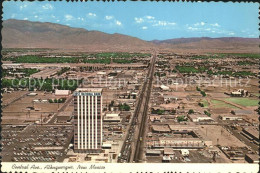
[3,1,259,40]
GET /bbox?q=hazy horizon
[3,1,259,41]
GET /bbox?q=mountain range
[2,19,259,53]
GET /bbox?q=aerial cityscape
[1,1,259,166]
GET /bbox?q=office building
[73,88,103,153]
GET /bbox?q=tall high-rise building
[73,88,103,153]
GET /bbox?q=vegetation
[151,109,165,115]
[5,55,79,63]
[176,66,199,73]
[188,109,194,114]
[90,52,151,59]
[207,70,256,77]
[57,67,70,76]
[237,61,254,66]
[119,103,130,111]
[204,110,211,117]
[217,53,260,59]
[83,58,111,64]
[2,68,39,77]
[198,102,204,107]
[211,99,238,109]
[49,98,66,103]
[154,72,166,77]
[177,115,187,122]
[224,98,258,107]
[198,99,209,108]
[175,65,208,73]
[2,78,81,92]
[4,52,150,64]
[200,91,206,97]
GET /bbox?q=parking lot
[1,124,73,162]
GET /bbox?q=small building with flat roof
[231,110,252,116]
[146,149,161,156]
[220,115,243,121]
[152,125,171,133]
[187,114,213,122]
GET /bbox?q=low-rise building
[155,137,204,149]
[168,125,199,133]
[231,110,252,116]
[220,115,243,121]
[103,113,121,123]
[152,125,171,133]
[187,114,213,122]
[146,149,161,156]
[55,90,71,96]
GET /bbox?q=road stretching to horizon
[119,51,156,163]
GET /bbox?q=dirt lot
[2,91,28,105]
[199,125,246,147]
[2,91,67,124]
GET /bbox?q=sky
[3,1,259,41]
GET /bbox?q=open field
[199,125,246,147]
[211,99,239,109]
[223,98,258,107]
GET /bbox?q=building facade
[73,88,103,153]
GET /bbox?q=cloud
[34,15,38,18]
[210,23,220,27]
[115,20,122,26]
[194,22,206,26]
[19,4,27,10]
[153,21,176,27]
[51,15,56,19]
[142,26,148,30]
[135,16,176,29]
[135,17,144,23]
[42,4,54,10]
[88,13,96,17]
[145,16,155,20]
[77,17,85,21]
[23,18,28,20]
[65,14,74,21]
[105,16,113,20]
[228,32,235,36]
[56,20,60,22]
[11,14,16,18]
[187,26,199,31]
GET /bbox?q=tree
[177,115,186,122]
[198,102,204,107]
[200,91,206,97]
[188,109,194,114]
[204,110,211,117]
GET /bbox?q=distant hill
[2,19,154,51]
[152,37,260,53]
[2,19,259,53]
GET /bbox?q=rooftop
[75,88,103,93]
